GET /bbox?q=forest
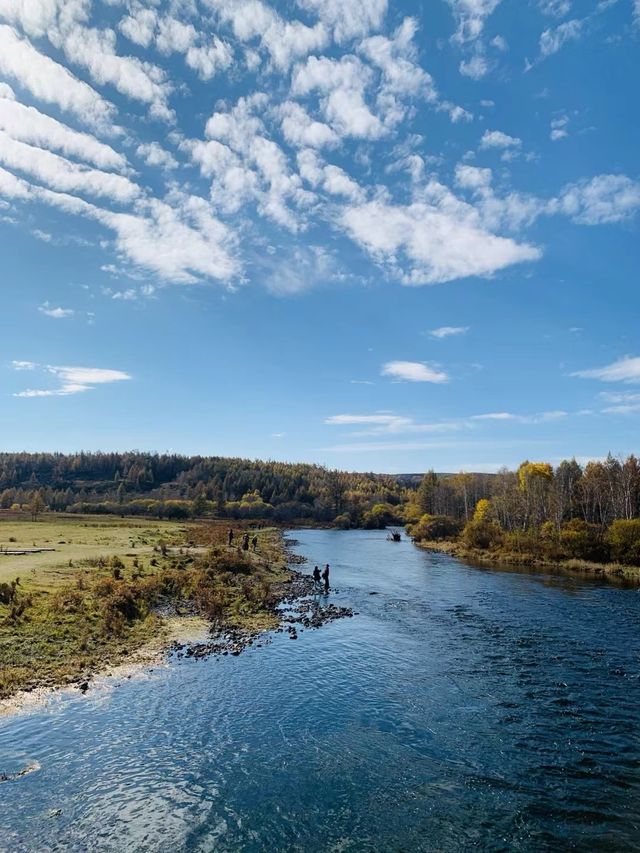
[0,452,408,526]
[3,451,640,566]
[408,455,640,568]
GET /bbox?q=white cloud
[295,0,388,42]
[277,102,339,149]
[119,8,233,80]
[0,83,15,99]
[185,38,234,80]
[262,244,337,295]
[554,175,640,224]
[0,25,115,129]
[98,195,240,285]
[340,198,541,285]
[447,0,503,42]
[155,16,197,55]
[0,169,240,285]
[599,391,640,403]
[429,325,469,338]
[572,356,640,383]
[0,131,139,202]
[136,141,178,170]
[550,114,569,140]
[38,302,75,318]
[191,94,313,230]
[325,412,459,434]
[0,5,173,121]
[599,391,640,414]
[0,97,126,171]
[381,360,449,383]
[54,24,174,121]
[205,0,327,70]
[297,149,363,200]
[459,53,489,79]
[539,18,585,57]
[119,7,157,47]
[12,361,131,397]
[447,104,474,123]
[359,17,438,110]
[471,410,567,423]
[539,0,572,16]
[292,55,384,139]
[480,129,522,149]
[455,163,492,190]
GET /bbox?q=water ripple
[1,529,640,851]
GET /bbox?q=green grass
[0,515,290,700]
[0,513,188,587]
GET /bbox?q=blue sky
[0,0,639,473]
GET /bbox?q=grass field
[0,514,290,702]
[0,514,188,587]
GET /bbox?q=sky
[0,0,639,474]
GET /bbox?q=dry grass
[0,516,291,700]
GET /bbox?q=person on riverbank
[242,532,249,551]
[251,535,258,551]
[322,564,330,593]
[312,565,321,592]
[227,528,234,547]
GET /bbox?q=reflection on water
[1,529,640,852]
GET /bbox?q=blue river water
[2,528,640,852]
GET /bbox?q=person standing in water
[322,564,330,593]
[312,565,321,592]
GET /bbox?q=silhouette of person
[321,564,330,593]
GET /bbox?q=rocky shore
[1,537,355,718]
[170,568,355,661]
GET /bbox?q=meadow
[0,514,289,702]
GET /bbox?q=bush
[606,519,640,565]
[409,514,463,542]
[333,513,352,529]
[463,520,503,550]
[362,503,401,529]
[560,519,606,562]
[0,580,18,605]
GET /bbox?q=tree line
[0,452,408,525]
[409,455,640,566]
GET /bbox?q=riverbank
[0,519,356,711]
[415,538,640,581]
[0,517,298,704]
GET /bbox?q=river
[2,529,640,851]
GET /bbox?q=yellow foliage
[518,461,553,490]
[473,499,491,522]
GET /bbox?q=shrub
[362,503,401,529]
[333,513,352,529]
[0,581,18,605]
[606,519,640,565]
[409,514,463,542]
[463,519,503,550]
[560,519,606,562]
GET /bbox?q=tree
[453,471,472,521]
[417,470,438,515]
[518,462,553,529]
[29,489,45,521]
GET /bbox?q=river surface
[2,529,640,852]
